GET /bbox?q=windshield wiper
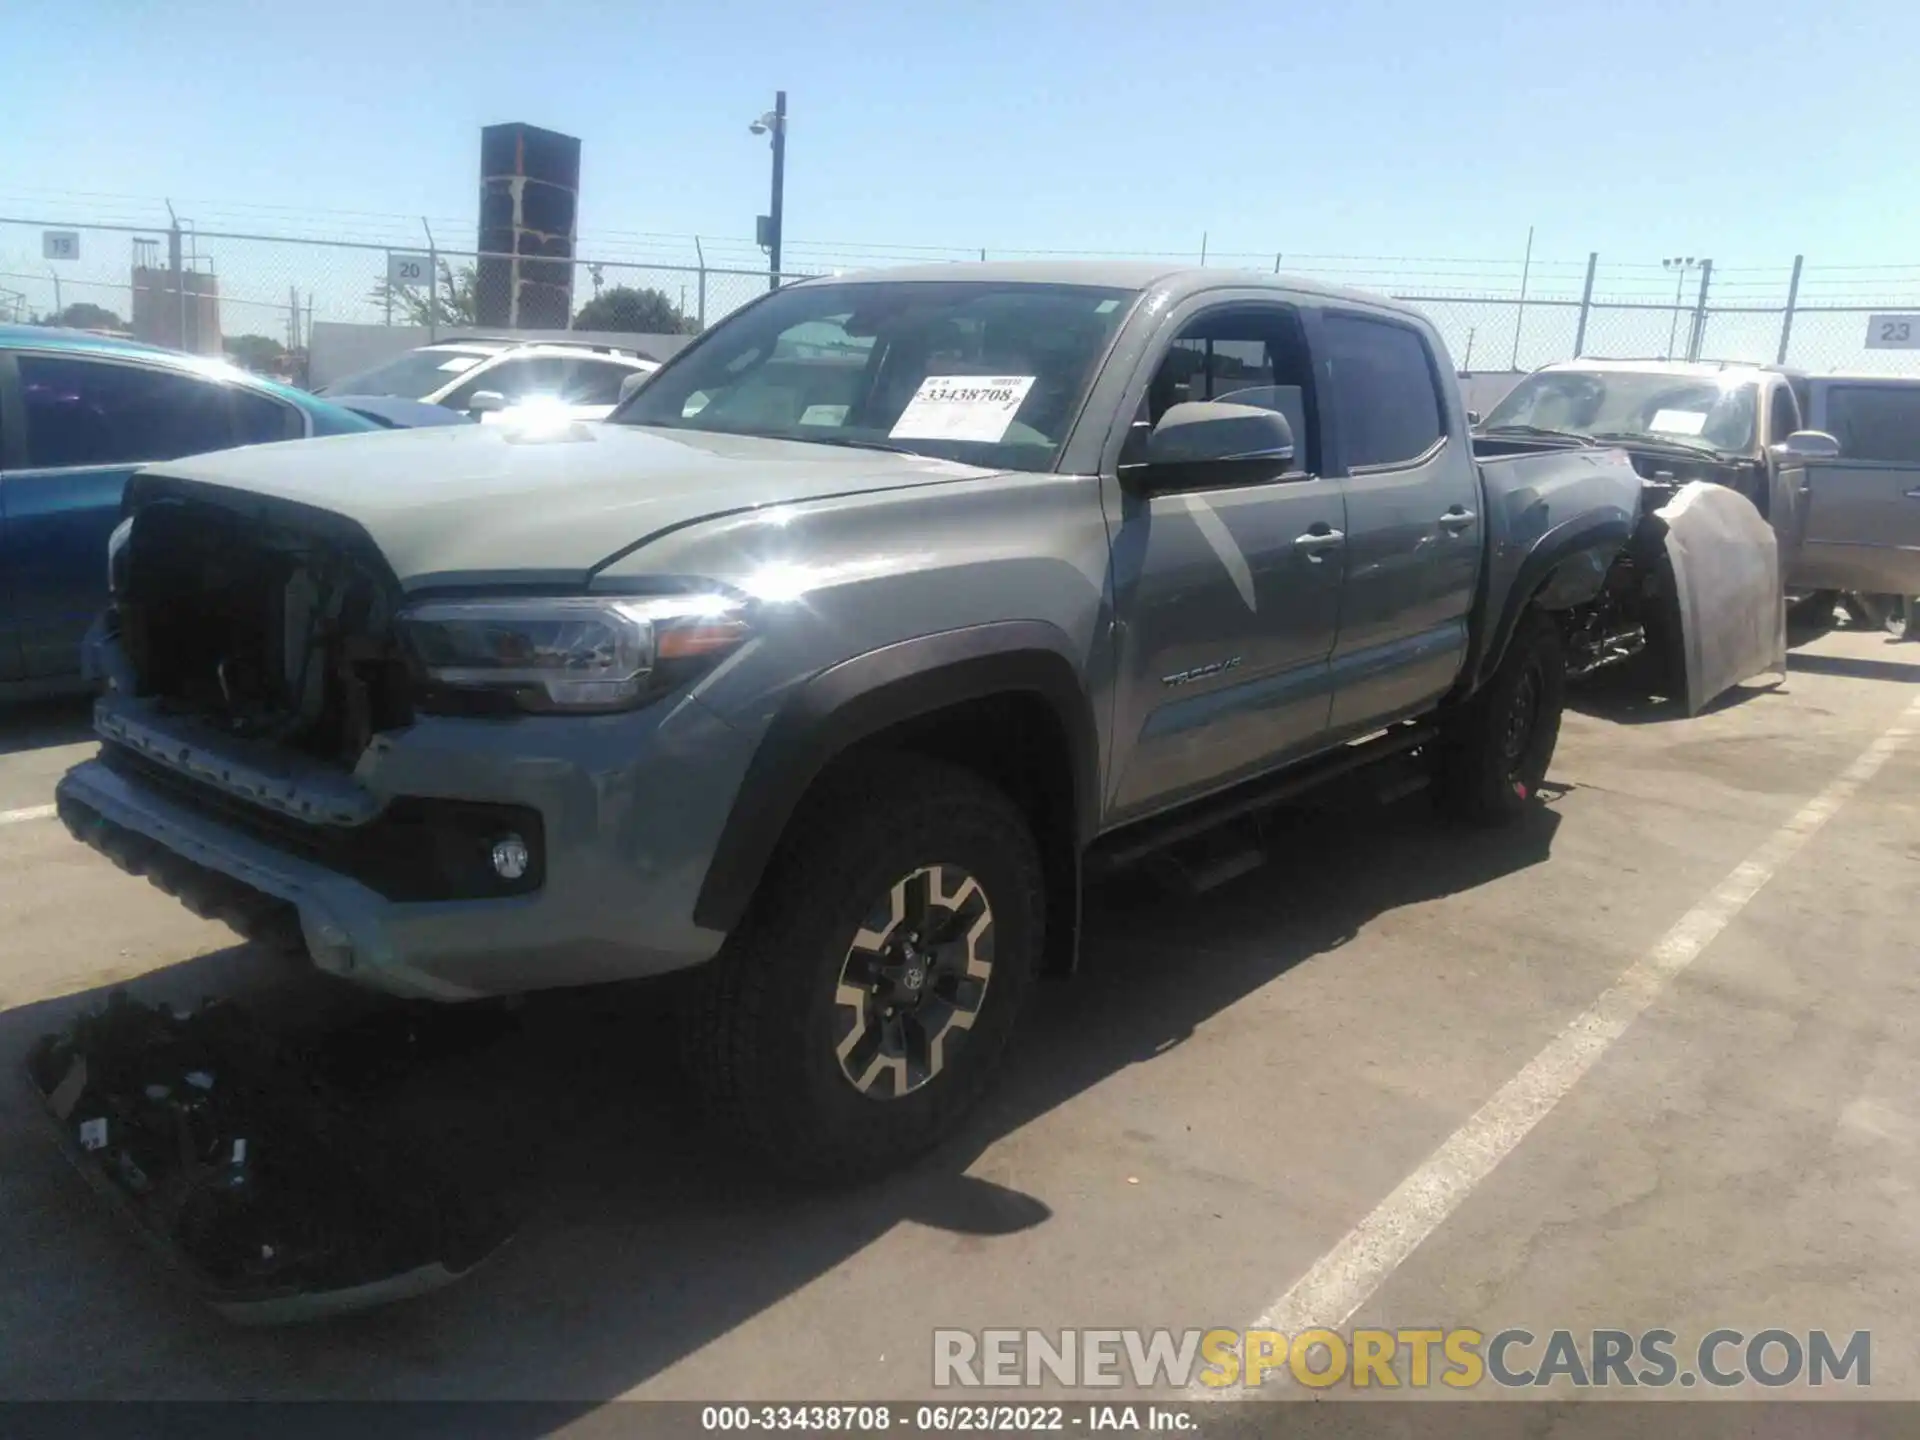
[1478,423,1595,444]
[1585,429,1737,458]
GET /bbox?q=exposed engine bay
[109,496,412,766]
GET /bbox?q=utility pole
[751,91,788,291]
[166,199,185,351]
[1509,225,1534,370]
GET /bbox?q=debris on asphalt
[24,990,517,1325]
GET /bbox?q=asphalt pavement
[1,624,1916,1410]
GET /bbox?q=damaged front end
[101,484,413,766]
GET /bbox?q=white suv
[319,339,660,423]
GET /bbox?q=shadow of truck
[0,789,1558,1406]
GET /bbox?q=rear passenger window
[1322,315,1446,470]
[1825,386,1920,464]
[18,354,295,469]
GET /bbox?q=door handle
[1294,527,1345,562]
[1904,486,1920,500]
[1438,507,1477,531]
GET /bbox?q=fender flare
[692,620,1101,937]
[1465,514,1636,694]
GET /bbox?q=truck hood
[136,421,997,590]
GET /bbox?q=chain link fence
[7,212,1920,386]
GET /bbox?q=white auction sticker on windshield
[890,375,1036,443]
[1649,408,1708,436]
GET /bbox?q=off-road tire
[679,754,1043,1186]
[1436,609,1566,826]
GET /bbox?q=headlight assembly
[397,593,749,714]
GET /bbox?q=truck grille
[116,495,412,766]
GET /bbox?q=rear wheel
[1888,595,1920,642]
[680,755,1043,1185]
[1436,609,1565,826]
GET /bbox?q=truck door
[0,354,23,682]
[1318,312,1481,734]
[1103,298,1347,823]
[1797,381,1920,595]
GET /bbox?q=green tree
[49,302,124,331]
[366,261,478,327]
[224,333,289,375]
[573,285,697,336]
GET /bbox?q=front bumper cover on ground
[25,992,517,1325]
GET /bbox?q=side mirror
[618,371,652,403]
[1774,429,1841,461]
[1467,409,1483,428]
[1132,402,1295,492]
[465,390,509,415]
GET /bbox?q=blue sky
[4,0,1915,267]
[2,0,1917,354]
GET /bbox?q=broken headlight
[397,594,749,714]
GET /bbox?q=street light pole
[751,92,788,292]
[1662,256,1699,361]
[769,90,787,289]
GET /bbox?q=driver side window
[1122,304,1318,475]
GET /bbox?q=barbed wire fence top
[8,207,1920,377]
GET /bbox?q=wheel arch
[1464,514,1637,695]
[692,621,1100,975]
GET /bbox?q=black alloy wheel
[833,864,994,1100]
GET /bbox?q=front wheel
[1887,595,1920,642]
[680,755,1043,1185]
[1435,609,1566,826]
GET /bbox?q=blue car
[0,326,379,694]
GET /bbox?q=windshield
[1483,369,1759,453]
[613,281,1135,472]
[318,347,495,401]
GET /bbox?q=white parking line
[0,804,56,827]
[1199,691,1920,1399]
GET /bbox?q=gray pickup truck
[60,263,1650,1181]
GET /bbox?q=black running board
[1087,721,1436,877]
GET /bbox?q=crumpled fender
[1657,480,1787,714]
